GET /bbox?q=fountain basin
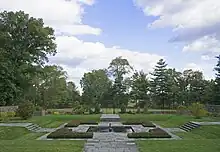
[87,126,134,133]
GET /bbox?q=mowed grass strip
[120,114,220,127]
[0,127,29,140]
[137,125,220,152]
[2,114,101,128]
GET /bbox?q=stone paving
[192,121,220,125]
[83,114,139,152]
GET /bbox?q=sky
[1,0,220,88]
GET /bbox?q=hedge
[123,121,156,127]
[64,120,98,127]
[127,128,171,138]
[47,128,93,139]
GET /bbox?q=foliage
[189,103,208,119]
[143,105,148,114]
[107,57,133,113]
[17,101,34,119]
[64,120,98,127]
[0,112,9,121]
[150,59,170,108]
[130,70,150,109]
[120,104,127,113]
[127,128,171,138]
[213,55,220,105]
[177,105,188,115]
[123,121,155,127]
[72,101,86,114]
[47,128,93,139]
[0,11,56,106]
[80,69,111,110]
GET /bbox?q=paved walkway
[192,121,220,125]
[84,114,139,152]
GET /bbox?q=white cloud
[134,0,220,29]
[134,0,220,59]
[0,0,101,36]
[183,36,220,53]
[201,55,211,61]
[183,62,215,80]
[51,36,163,87]
[184,63,203,72]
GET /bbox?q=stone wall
[206,104,220,113]
[0,106,18,112]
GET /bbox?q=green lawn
[0,127,84,152]
[137,125,220,152]
[120,114,220,127]
[1,114,100,128]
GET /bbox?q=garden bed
[47,128,93,139]
[127,128,171,138]
[64,120,98,127]
[123,121,156,127]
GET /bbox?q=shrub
[16,101,34,120]
[177,105,188,115]
[65,120,98,127]
[123,121,155,127]
[143,105,148,114]
[136,107,141,114]
[0,112,8,121]
[53,111,60,115]
[80,121,98,125]
[7,111,16,118]
[47,128,93,139]
[72,102,86,114]
[189,102,208,119]
[120,104,127,114]
[127,128,171,138]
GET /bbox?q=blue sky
[1,0,219,86]
[78,0,216,76]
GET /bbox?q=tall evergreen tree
[214,55,220,104]
[151,59,170,108]
[130,71,150,108]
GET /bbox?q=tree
[0,11,56,106]
[66,81,80,104]
[166,68,182,108]
[181,70,206,105]
[80,69,111,113]
[130,70,150,109]
[213,55,220,104]
[108,57,133,113]
[38,65,68,109]
[151,59,170,109]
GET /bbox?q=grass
[176,125,220,139]
[137,125,220,152]
[120,114,220,127]
[0,127,85,152]
[0,127,29,140]
[1,114,100,128]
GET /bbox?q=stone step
[183,123,196,129]
[180,126,191,132]
[180,122,201,132]
[188,122,200,127]
[26,124,41,131]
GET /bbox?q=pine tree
[214,55,220,104]
[151,59,170,109]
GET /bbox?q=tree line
[1,11,220,112]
